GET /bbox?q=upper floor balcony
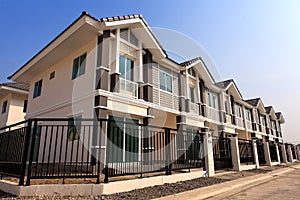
[206,106,220,122]
[119,78,139,98]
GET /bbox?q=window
[260,116,266,126]
[119,56,134,81]
[67,115,82,141]
[50,71,55,80]
[23,100,28,113]
[245,109,252,121]
[188,68,196,77]
[159,70,172,93]
[189,86,195,103]
[235,105,242,118]
[208,92,216,108]
[33,79,43,98]
[120,28,138,46]
[272,121,276,129]
[72,53,86,80]
[224,101,229,114]
[108,116,139,162]
[1,101,7,114]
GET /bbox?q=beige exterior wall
[0,94,11,128]
[26,38,97,119]
[0,93,27,128]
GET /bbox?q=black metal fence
[0,121,28,180]
[256,140,266,165]
[0,118,205,185]
[291,146,297,160]
[269,142,278,162]
[238,139,254,164]
[213,137,232,170]
[102,118,204,183]
[286,144,292,162]
[278,144,284,162]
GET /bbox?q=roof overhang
[0,86,28,99]
[187,60,215,87]
[276,112,285,124]
[227,82,243,100]
[257,99,266,114]
[267,107,277,120]
[9,15,101,83]
[103,18,167,60]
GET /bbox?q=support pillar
[287,145,293,162]
[297,147,300,161]
[281,144,288,163]
[230,135,241,171]
[263,141,272,166]
[275,144,281,164]
[252,139,260,169]
[203,128,215,176]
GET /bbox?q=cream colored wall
[27,38,97,119]
[0,94,11,128]
[6,93,27,125]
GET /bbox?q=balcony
[245,120,252,130]
[206,107,220,122]
[120,78,138,98]
[225,114,232,124]
[261,125,266,134]
[190,102,199,115]
[235,117,244,128]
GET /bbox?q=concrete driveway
[211,166,300,200]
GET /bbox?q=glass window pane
[160,71,166,90]
[119,56,126,78]
[166,74,172,92]
[79,53,86,76]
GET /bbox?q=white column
[137,40,143,83]
[230,135,241,171]
[203,130,215,177]
[263,141,272,166]
[275,144,281,164]
[252,140,260,169]
[114,28,120,73]
[287,145,293,162]
[281,144,288,163]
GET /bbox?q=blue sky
[1,0,299,143]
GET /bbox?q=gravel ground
[0,163,297,200]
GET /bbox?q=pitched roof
[0,82,29,91]
[245,98,261,106]
[276,112,282,119]
[100,14,144,23]
[180,57,202,67]
[265,106,272,114]
[215,79,234,89]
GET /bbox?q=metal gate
[213,137,232,170]
[257,140,266,165]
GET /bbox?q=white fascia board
[105,19,166,58]
[0,86,28,95]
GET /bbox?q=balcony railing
[206,107,220,122]
[235,117,244,128]
[225,114,232,124]
[190,102,199,115]
[261,125,266,134]
[245,120,252,130]
[120,78,138,98]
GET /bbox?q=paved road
[211,167,300,200]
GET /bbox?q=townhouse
[0,82,28,128]
[0,12,298,188]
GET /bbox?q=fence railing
[257,140,266,165]
[238,139,254,164]
[269,142,278,162]
[213,137,232,170]
[102,118,204,183]
[0,118,205,185]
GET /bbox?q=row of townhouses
[0,12,299,189]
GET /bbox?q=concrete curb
[154,165,300,200]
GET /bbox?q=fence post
[95,118,101,184]
[263,140,272,166]
[252,139,260,169]
[280,144,288,163]
[203,128,215,176]
[26,119,38,186]
[104,119,110,184]
[19,120,32,186]
[165,128,172,175]
[286,144,293,162]
[230,135,241,171]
